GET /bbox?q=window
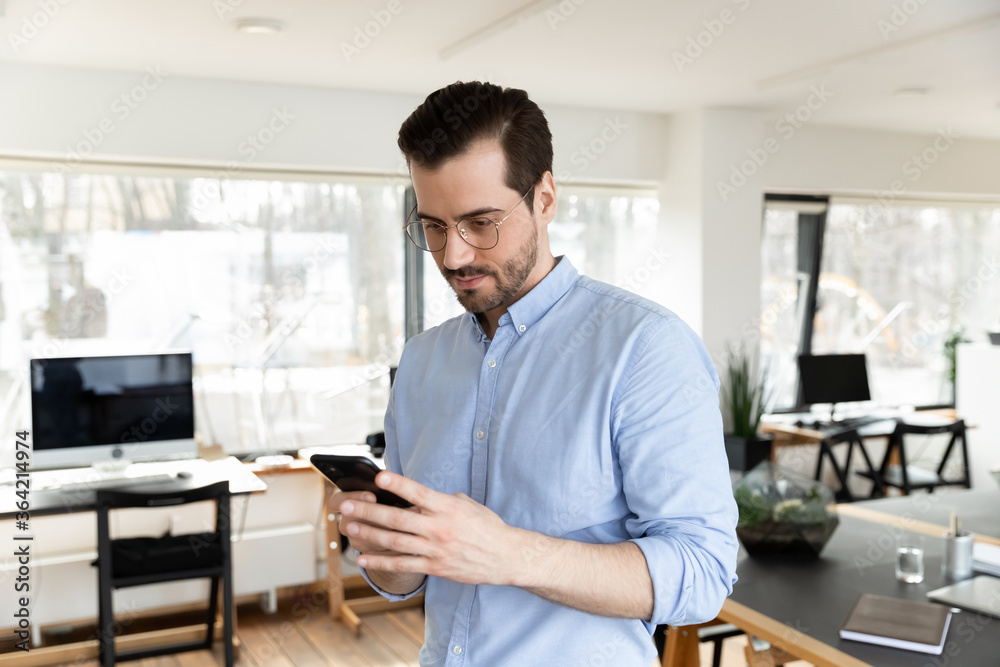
[760,195,1000,410]
[0,167,406,454]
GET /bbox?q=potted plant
[943,327,970,405]
[722,342,773,473]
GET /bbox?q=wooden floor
[36,596,425,667]
[26,598,814,667]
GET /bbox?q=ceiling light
[234,18,286,35]
[892,86,931,97]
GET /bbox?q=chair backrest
[96,480,232,549]
[893,419,966,437]
[96,480,230,510]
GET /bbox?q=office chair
[94,481,234,667]
[865,419,970,495]
[814,427,883,502]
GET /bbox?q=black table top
[731,513,1000,667]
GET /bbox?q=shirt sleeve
[611,316,739,626]
[356,376,428,601]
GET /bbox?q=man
[331,81,738,666]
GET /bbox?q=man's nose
[442,225,476,270]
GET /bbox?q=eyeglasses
[403,189,531,252]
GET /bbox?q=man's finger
[356,552,429,574]
[327,491,377,512]
[375,471,442,510]
[341,495,432,535]
[348,521,430,557]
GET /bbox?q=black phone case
[310,454,412,508]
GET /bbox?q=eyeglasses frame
[403,188,532,252]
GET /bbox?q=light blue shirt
[363,256,738,666]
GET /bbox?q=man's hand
[339,471,529,587]
[339,472,654,619]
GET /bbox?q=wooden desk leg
[323,482,346,621]
[661,624,703,667]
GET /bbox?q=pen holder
[942,530,975,579]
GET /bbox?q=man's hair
[397,81,553,212]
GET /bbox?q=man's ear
[534,171,557,225]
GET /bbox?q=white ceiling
[2,0,999,138]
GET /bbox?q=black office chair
[94,481,234,667]
[865,419,970,495]
[814,427,884,502]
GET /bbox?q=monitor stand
[93,459,133,475]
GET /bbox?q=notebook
[839,593,952,655]
[927,575,1000,619]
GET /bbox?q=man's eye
[423,223,447,235]
[467,218,495,229]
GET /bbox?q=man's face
[410,141,540,316]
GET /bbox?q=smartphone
[309,454,412,508]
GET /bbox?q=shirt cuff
[356,550,427,601]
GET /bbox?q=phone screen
[310,454,412,508]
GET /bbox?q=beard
[444,231,538,315]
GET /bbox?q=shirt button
[453,645,463,655]
[476,430,485,439]
[518,324,526,332]
[488,359,496,368]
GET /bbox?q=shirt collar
[466,256,579,340]
[507,255,579,336]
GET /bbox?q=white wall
[0,62,665,184]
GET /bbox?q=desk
[761,410,964,501]
[665,491,1000,667]
[837,488,1000,547]
[0,457,265,666]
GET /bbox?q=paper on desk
[973,543,1000,576]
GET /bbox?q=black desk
[719,513,1000,667]
[838,488,1000,547]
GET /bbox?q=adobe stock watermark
[187,106,295,220]
[407,88,493,163]
[545,0,588,31]
[716,84,834,202]
[340,0,406,63]
[224,233,343,351]
[7,0,73,54]
[740,287,798,342]
[887,254,997,370]
[877,0,929,40]
[556,117,629,183]
[872,127,960,210]
[55,66,167,174]
[673,0,752,73]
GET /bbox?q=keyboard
[36,472,179,492]
[795,415,890,431]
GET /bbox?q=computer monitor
[798,353,872,418]
[30,352,197,470]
